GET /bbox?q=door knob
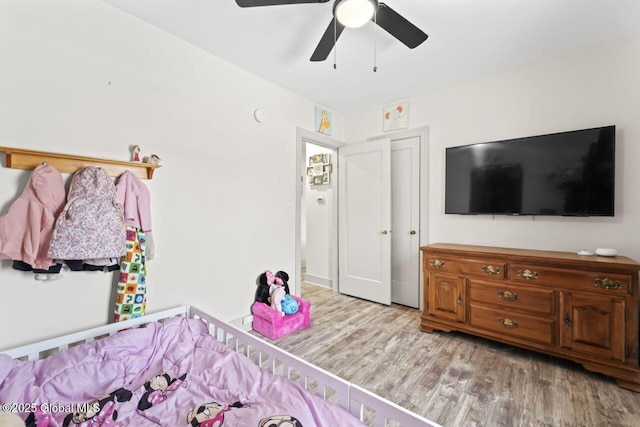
[381,230,388,235]
[410,230,416,235]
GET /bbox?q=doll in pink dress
[131,145,141,162]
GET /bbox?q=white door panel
[391,137,420,307]
[338,139,391,305]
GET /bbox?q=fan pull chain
[373,10,378,72]
[333,18,337,69]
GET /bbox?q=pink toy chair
[251,295,311,340]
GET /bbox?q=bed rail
[1,306,188,361]
[187,306,440,427]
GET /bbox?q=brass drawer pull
[594,278,622,290]
[499,318,518,328]
[498,291,518,301]
[517,269,538,280]
[430,259,445,268]
[482,265,500,275]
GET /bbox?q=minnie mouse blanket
[0,318,365,427]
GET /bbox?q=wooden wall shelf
[0,146,160,179]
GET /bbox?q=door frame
[295,127,344,295]
[367,126,429,310]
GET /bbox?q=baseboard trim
[304,273,332,288]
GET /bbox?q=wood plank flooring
[252,282,640,426]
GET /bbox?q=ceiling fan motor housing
[333,0,379,28]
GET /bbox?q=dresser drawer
[509,264,632,295]
[469,280,554,315]
[424,255,507,279]
[469,304,555,345]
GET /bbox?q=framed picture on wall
[308,150,333,186]
[315,106,332,136]
[383,103,409,132]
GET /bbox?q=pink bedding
[0,318,365,427]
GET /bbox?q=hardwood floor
[253,282,640,426]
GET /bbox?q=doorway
[294,127,428,310]
[295,128,343,297]
[302,142,337,288]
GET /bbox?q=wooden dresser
[421,243,640,391]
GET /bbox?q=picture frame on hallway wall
[308,153,332,186]
[383,102,409,132]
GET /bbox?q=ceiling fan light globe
[335,0,375,28]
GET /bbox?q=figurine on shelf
[142,154,162,166]
[131,145,141,162]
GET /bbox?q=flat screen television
[445,125,615,216]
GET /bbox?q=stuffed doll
[131,144,141,162]
[256,270,292,304]
[269,282,286,317]
[275,270,291,294]
[255,272,272,304]
[281,293,299,315]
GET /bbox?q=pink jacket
[0,164,66,269]
[115,171,152,232]
[116,171,155,259]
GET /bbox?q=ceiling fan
[235,0,428,62]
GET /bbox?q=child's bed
[0,306,440,427]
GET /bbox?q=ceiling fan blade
[310,18,345,62]
[236,0,329,7]
[375,2,428,49]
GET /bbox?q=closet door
[391,137,420,307]
[338,139,391,305]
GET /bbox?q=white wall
[346,36,640,262]
[0,0,344,349]
[2,2,637,351]
[304,143,334,287]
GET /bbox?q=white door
[338,139,392,305]
[391,137,420,307]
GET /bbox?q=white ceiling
[101,0,640,114]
